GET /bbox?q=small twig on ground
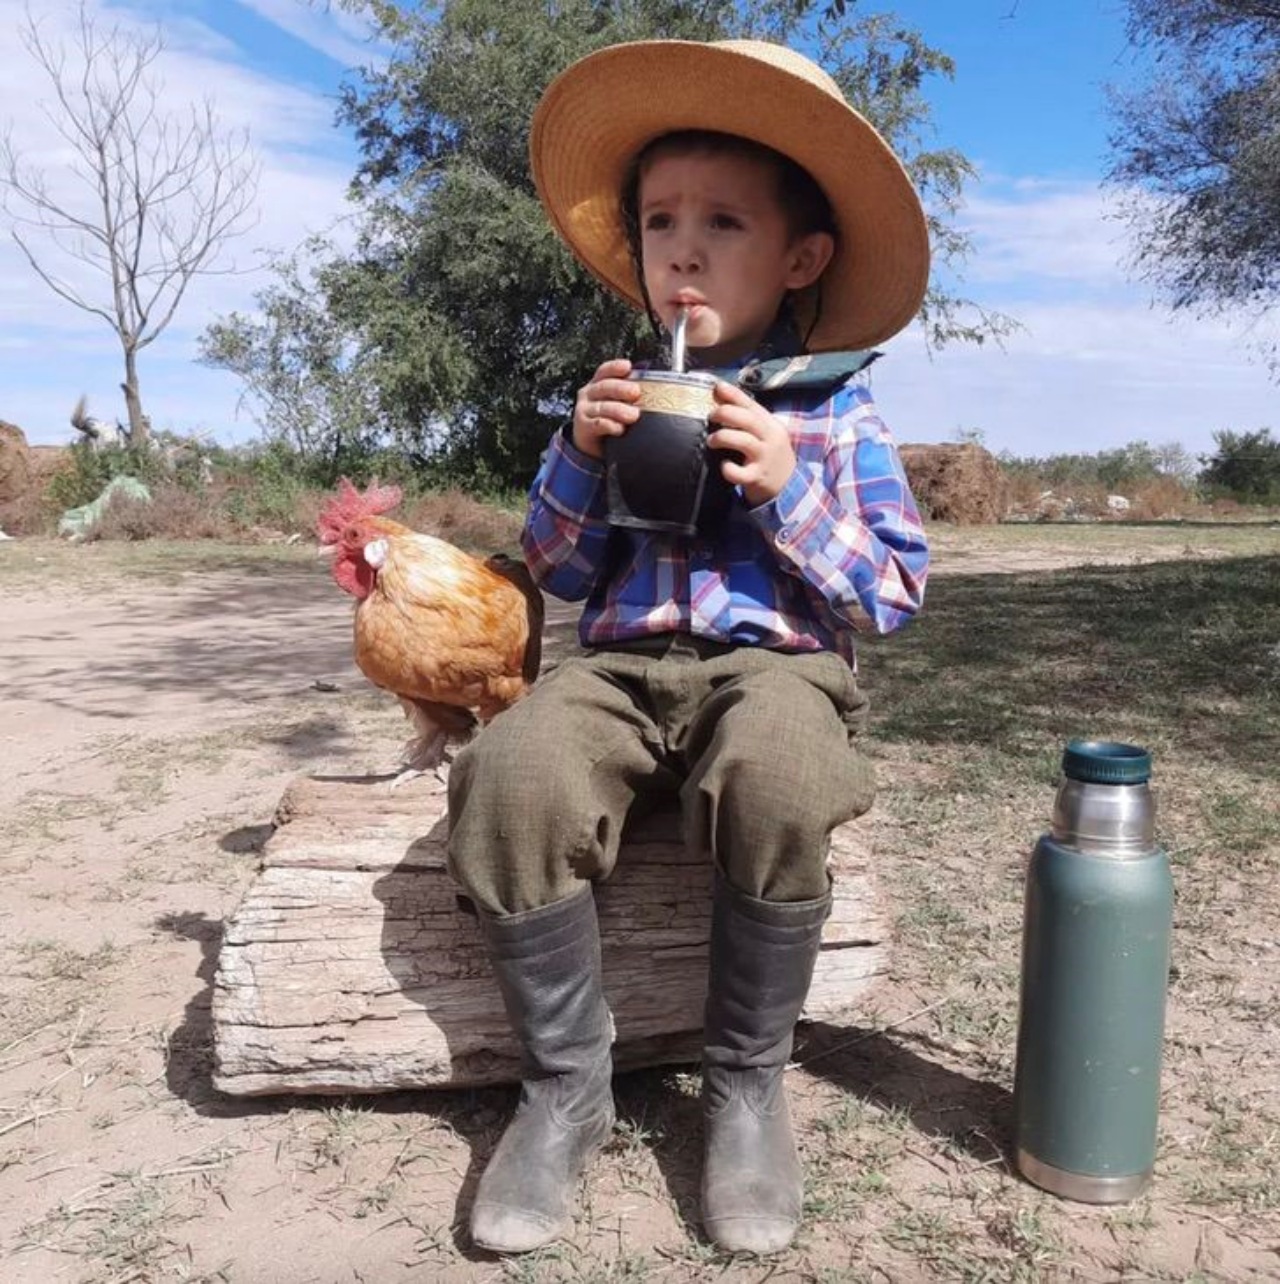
[63,1008,86,1063]
[141,1161,229,1180]
[0,1018,62,1059]
[796,994,958,1067]
[0,1107,72,1138]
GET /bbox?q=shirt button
[777,526,793,544]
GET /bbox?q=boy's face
[637,149,833,365]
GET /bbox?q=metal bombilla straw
[670,305,690,374]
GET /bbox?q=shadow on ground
[862,554,1280,775]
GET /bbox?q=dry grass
[87,483,238,541]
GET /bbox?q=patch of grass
[14,939,121,983]
[1175,1079,1280,1214]
[1198,787,1280,864]
[306,1101,377,1170]
[0,791,110,849]
[925,520,1280,564]
[15,1155,236,1282]
[864,554,1280,776]
[0,946,120,1060]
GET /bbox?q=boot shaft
[478,886,614,1089]
[703,873,832,1075]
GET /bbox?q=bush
[86,482,235,542]
[401,488,526,553]
[44,440,169,511]
[1199,429,1280,504]
[1126,476,1205,520]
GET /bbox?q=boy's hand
[572,359,640,460]
[708,381,797,507]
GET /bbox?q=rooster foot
[389,730,451,790]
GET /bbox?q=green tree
[1109,2,1280,364]
[1199,427,1280,502]
[205,0,1010,488]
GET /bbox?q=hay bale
[0,422,33,505]
[29,444,71,483]
[900,443,1007,526]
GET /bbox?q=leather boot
[701,872,831,1254]
[470,886,615,1253]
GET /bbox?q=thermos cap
[1062,740,1152,786]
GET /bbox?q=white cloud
[235,0,385,70]
[878,299,1278,459]
[956,178,1133,291]
[874,172,1279,458]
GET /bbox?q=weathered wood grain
[212,774,887,1096]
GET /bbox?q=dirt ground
[1,525,1276,1283]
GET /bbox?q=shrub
[44,441,169,511]
[1127,476,1205,520]
[86,482,235,541]
[1199,429,1280,504]
[401,488,525,552]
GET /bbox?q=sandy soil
[0,529,1275,1283]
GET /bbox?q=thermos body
[1014,742,1174,1203]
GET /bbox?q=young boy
[447,38,930,1256]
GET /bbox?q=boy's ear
[785,231,836,291]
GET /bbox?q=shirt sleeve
[749,382,929,634]
[519,427,615,601]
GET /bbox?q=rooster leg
[390,697,476,789]
[389,725,450,789]
[389,698,447,788]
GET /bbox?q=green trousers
[446,634,875,916]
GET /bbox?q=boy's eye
[642,212,672,232]
[710,213,743,230]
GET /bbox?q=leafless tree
[0,2,260,444]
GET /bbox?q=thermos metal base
[1017,1150,1151,1204]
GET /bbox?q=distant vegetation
[4,425,1275,546]
[998,429,1280,518]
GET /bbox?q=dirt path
[1,530,1275,1282]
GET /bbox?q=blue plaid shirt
[522,360,928,670]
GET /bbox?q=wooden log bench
[211,774,888,1096]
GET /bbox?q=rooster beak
[317,543,338,558]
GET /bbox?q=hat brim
[530,40,930,351]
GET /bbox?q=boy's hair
[621,130,836,252]
[620,130,836,346]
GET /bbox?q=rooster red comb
[316,477,403,544]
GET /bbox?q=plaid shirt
[521,360,928,670]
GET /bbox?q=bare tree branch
[0,0,260,441]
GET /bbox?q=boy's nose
[670,241,704,274]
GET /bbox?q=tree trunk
[120,347,149,445]
[211,773,889,1097]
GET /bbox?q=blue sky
[2,0,1276,459]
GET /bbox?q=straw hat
[530,39,930,351]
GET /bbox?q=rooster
[317,478,544,782]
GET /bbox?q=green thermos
[1013,740,1174,1202]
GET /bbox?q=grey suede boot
[470,886,615,1254]
[700,873,831,1254]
